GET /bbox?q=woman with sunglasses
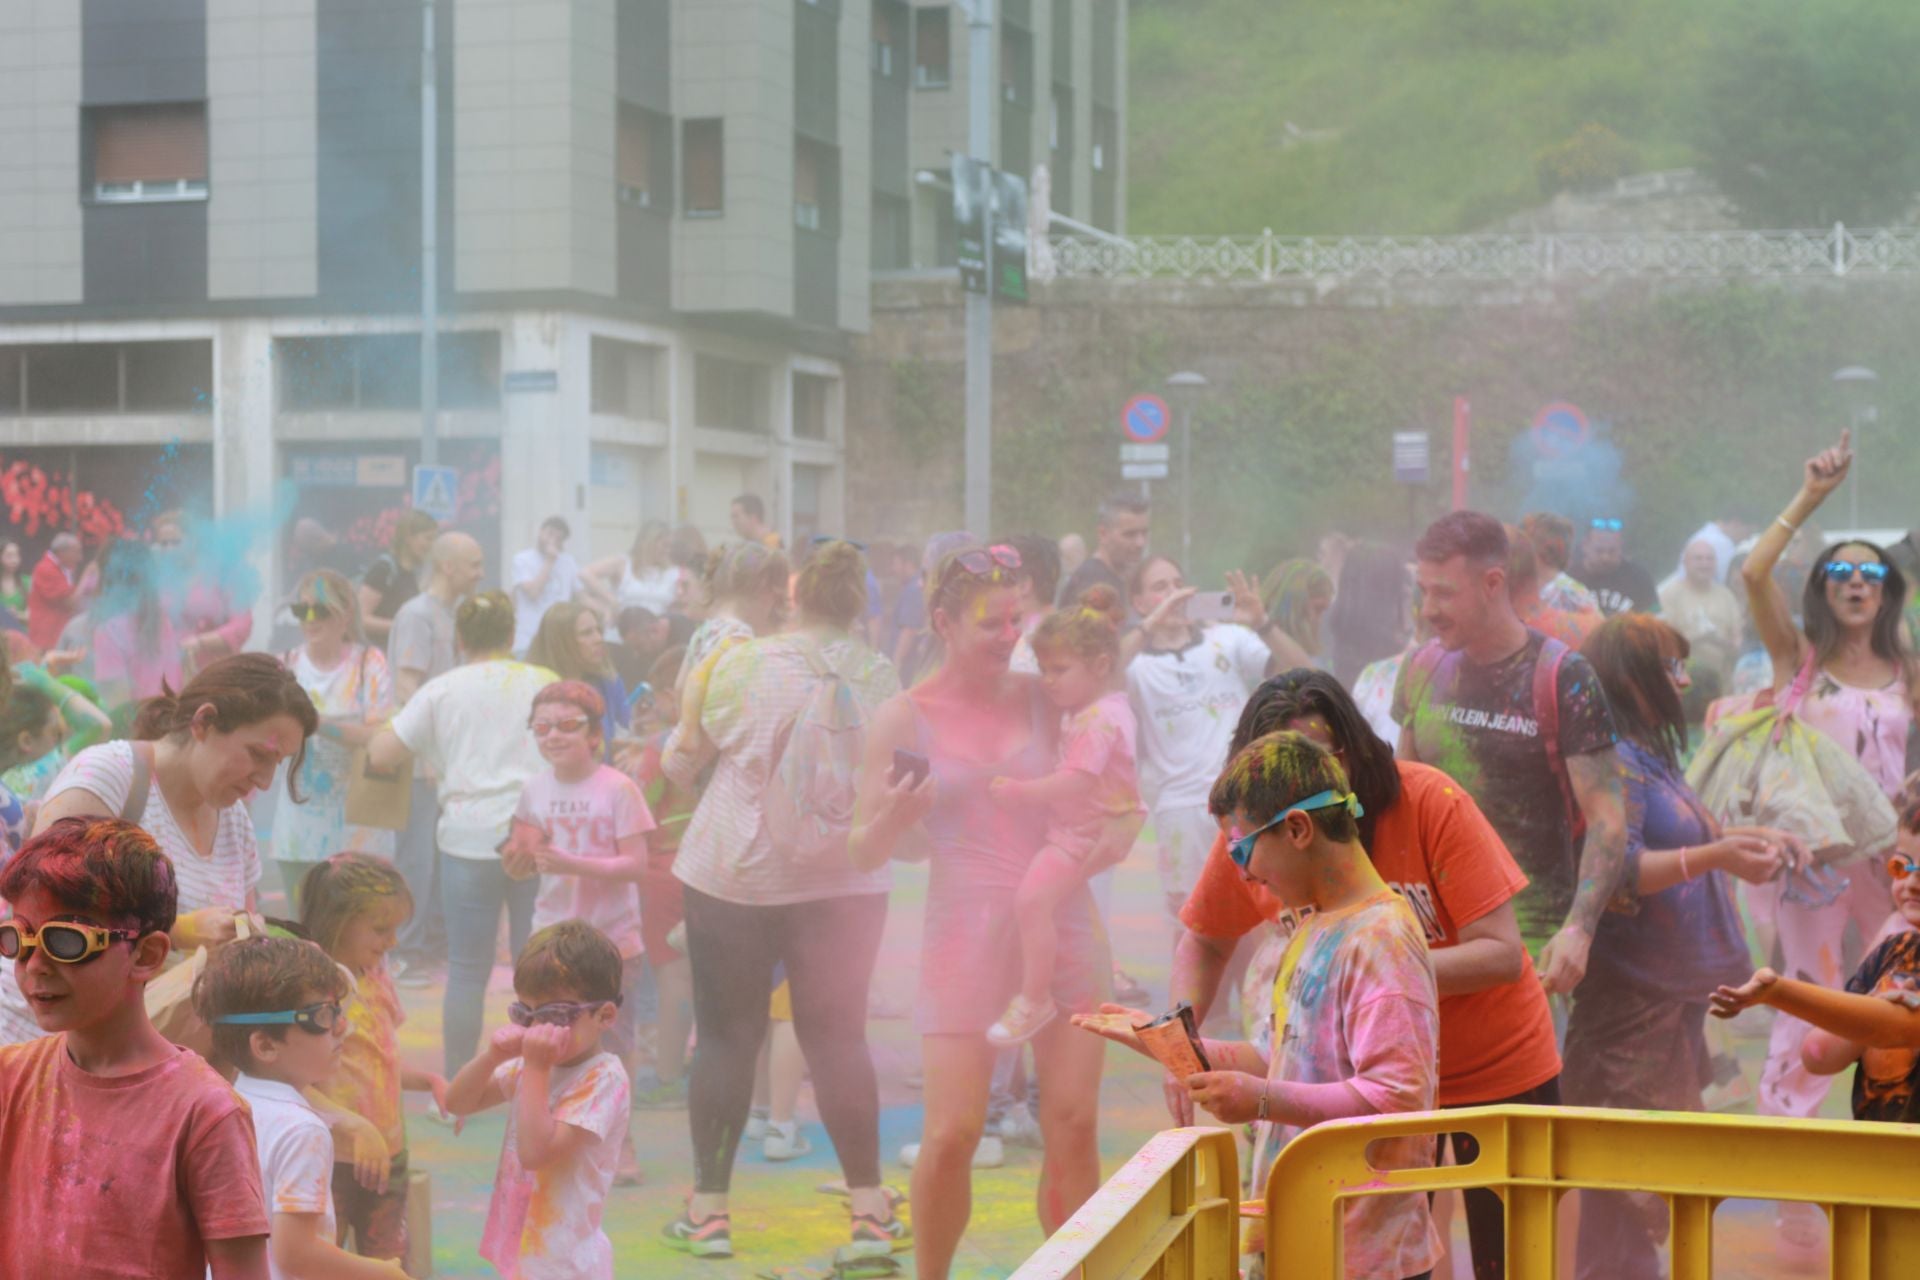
[1173,667,1556,1280]
[270,570,395,911]
[849,541,1136,1280]
[1568,615,1801,1278]
[1740,429,1917,1212]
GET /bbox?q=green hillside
[1125,0,1717,235]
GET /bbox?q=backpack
[1402,632,1585,845]
[764,642,869,866]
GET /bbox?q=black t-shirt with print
[1844,930,1920,1124]
[1574,560,1659,618]
[1391,630,1619,950]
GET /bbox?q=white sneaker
[744,1107,771,1143]
[763,1120,814,1162]
[998,1104,1043,1148]
[898,1135,1004,1170]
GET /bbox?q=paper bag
[404,1169,434,1278]
[144,913,252,1060]
[346,749,412,831]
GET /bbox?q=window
[87,103,209,203]
[913,7,950,88]
[276,333,502,412]
[871,3,896,77]
[590,337,666,420]
[871,192,911,270]
[1092,106,1116,172]
[794,137,839,234]
[792,373,833,440]
[0,342,213,415]
[1001,25,1031,106]
[617,103,672,210]
[694,354,770,433]
[682,119,724,217]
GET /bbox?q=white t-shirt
[390,660,558,859]
[614,561,682,616]
[234,1073,335,1280]
[480,1051,630,1280]
[517,765,655,958]
[512,548,582,654]
[1125,623,1270,812]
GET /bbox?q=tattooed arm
[1537,746,1627,996]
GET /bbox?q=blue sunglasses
[1822,560,1890,585]
[1590,518,1623,532]
[1228,790,1365,869]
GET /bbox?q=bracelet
[1256,1081,1270,1123]
[1776,515,1800,533]
[1679,846,1693,881]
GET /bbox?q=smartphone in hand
[1186,590,1237,624]
[892,748,931,787]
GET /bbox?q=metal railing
[1044,222,1920,283]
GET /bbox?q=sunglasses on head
[290,601,337,623]
[530,716,592,738]
[951,545,1022,577]
[1889,854,1920,880]
[0,919,141,965]
[810,535,869,551]
[507,999,616,1028]
[1821,560,1890,585]
[1590,518,1623,531]
[1227,789,1366,870]
[214,1000,346,1036]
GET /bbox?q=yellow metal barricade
[1007,1127,1239,1280]
[1266,1105,1920,1279]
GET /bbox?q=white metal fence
[1044,223,1920,283]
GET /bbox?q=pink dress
[1794,667,1911,799]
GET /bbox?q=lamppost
[1832,366,1878,530]
[1165,371,1208,571]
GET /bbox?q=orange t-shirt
[1181,759,1561,1106]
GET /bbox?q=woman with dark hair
[5,653,318,1043]
[1568,615,1798,1278]
[1740,431,1916,1204]
[359,509,439,645]
[1172,667,1559,1280]
[525,599,629,751]
[1326,542,1412,687]
[366,589,558,1074]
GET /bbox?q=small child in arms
[988,585,1144,1046]
[1712,844,1920,1123]
[1074,732,1442,1280]
[446,920,633,1280]
[197,933,406,1279]
[0,817,269,1276]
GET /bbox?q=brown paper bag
[404,1169,434,1278]
[145,914,253,1060]
[346,748,412,831]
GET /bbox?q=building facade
[0,0,1124,621]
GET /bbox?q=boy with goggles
[447,919,631,1277]
[1074,732,1444,1280]
[1713,820,1920,1125]
[0,817,271,1276]
[197,935,404,1279]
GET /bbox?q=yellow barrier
[1006,1127,1240,1280]
[1266,1105,1920,1279]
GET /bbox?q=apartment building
[0,0,1124,609]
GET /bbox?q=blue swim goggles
[1227,790,1365,869]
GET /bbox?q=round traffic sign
[1123,394,1172,443]
[1530,401,1589,458]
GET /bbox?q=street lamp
[1831,366,1879,530]
[1165,371,1209,571]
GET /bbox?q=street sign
[505,370,559,394]
[1120,443,1171,463]
[1122,462,1170,481]
[953,155,991,296]
[990,168,1029,303]
[1530,401,1589,457]
[412,465,459,521]
[1122,394,1171,444]
[1393,431,1431,485]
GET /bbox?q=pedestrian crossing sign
[412,465,459,521]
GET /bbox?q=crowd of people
[0,435,1917,1280]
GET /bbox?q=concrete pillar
[497,311,592,582]
[212,318,279,642]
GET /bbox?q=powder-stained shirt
[480,1051,630,1280]
[0,1037,269,1275]
[1267,890,1441,1280]
[1393,631,1618,952]
[1845,929,1920,1124]
[1126,624,1270,812]
[391,659,558,859]
[518,764,656,957]
[272,644,396,864]
[234,1073,335,1280]
[318,963,408,1154]
[1044,690,1146,860]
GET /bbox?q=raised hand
[1802,428,1853,502]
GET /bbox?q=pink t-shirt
[1268,890,1441,1280]
[480,1051,630,1280]
[0,1036,269,1273]
[1045,690,1146,860]
[517,765,656,958]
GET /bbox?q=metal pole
[1180,403,1192,569]
[420,0,440,467]
[962,0,994,536]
